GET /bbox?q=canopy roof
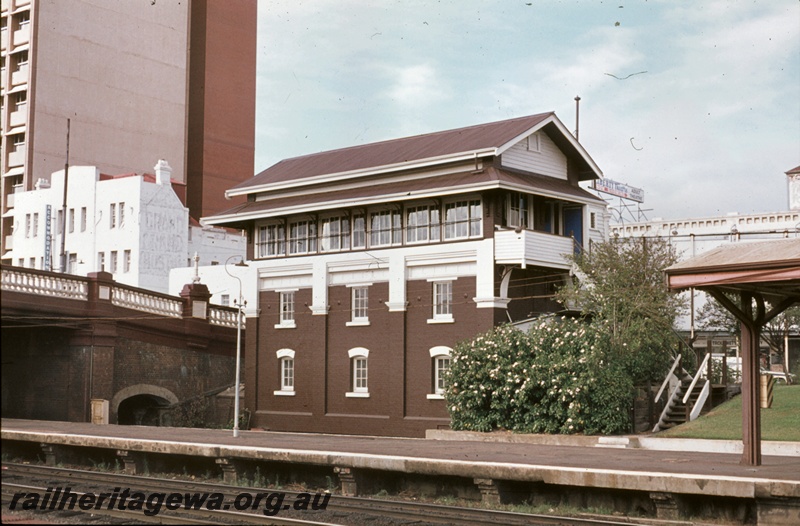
[665,238,800,304]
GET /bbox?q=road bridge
[1,265,240,425]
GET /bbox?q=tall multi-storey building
[0,0,256,263]
[202,113,610,437]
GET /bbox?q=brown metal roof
[231,113,600,193]
[665,238,800,301]
[209,166,603,226]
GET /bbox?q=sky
[254,0,800,221]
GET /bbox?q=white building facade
[7,160,245,293]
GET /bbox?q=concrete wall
[30,0,188,186]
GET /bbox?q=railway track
[2,462,679,525]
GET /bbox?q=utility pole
[60,118,70,273]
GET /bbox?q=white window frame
[32,213,38,237]
[369,209,401,248]
[274,349,296,396]
[17,11,30,29]
[110,250,118,274]
[80,207,87,232]
[526,132,541,152]
[16,50,29,68]
[119,202,125,227]
[98,251,105,271]
[12,134,25,151]
[428,278,455,324]
[288,219,317,255]
[257,222,286,258]
[320,215,350,252]
[443,198,482,240]
[68,208,75,233]
[590,211,598,230]
[275,290,297,328]
[123,250,131,273]
[346,347,369,397]
[14,91,26,111]
[346,284,370,326]
[352,214,366,249]
[507,192,531,229]
[427,346,452,399]
[109,203,116,229]
[405,204,441,244]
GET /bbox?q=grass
[658,384,800,441]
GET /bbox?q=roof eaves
[225,147,498,198]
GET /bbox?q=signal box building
[206,113,608,437]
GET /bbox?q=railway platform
[2,418,799,524]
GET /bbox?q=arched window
[427,346,452,399]
[346,347,369,398]
[274,349,295,396]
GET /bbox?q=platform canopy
[665,238,800,466]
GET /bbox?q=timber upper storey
[205,112,605,259]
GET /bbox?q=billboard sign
[595,178,645,203]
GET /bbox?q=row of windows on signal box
[273,347,452,400]
[272,281,455,329]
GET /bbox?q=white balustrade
[1,268,88,300]
[494,229,575,269]
[111,287,182,318]
[208,306,244,329]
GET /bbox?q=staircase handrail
[689,380,711,421]
[655,354,682,402]
[683,352,712,404]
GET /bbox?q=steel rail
[1,481,336,526]
[3,462,685,526]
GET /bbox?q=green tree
[697,295,799,362]
[556,237,686,384]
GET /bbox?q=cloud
[253,1,799,218]
[382,63,448,108]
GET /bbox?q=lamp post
[225,255,248,438]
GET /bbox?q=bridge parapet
[209,306,241,328]
[1,266,89,300]
[111,286,182,318]
[1,265,241,326]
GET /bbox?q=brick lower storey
[244,278,501,437]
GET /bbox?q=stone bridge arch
[111,384,179,425]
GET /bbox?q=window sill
[274,322,296,329]
[273,390,296,396]
[346,320,370,327]
[345,392,370,398]
[427,317,454,324]
[426,394,445,400]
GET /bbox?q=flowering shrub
[445,317,633,435]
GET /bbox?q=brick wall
[248,277,496,437]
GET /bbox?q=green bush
[445,318,634,435]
